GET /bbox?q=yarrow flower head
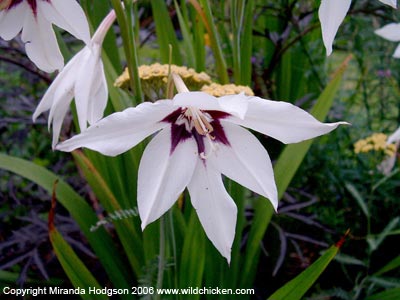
[114,63,212,100]
[201,83,254,97]
[56,73,347,262]
[354,132,398,175]
[354,133,396,157]
[319,0,397,56]
[32,9,116,148]
[0,0,90,72]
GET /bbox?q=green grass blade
[49,229,108,300]
[366,288,400,300]
[0,153,132,290]
[367,217,400,252]
[174,0,196,67]
[239,0,254,86]
[345,182,369,218]
[150,0,182,65]
[374,255,400,276]
[196,0,228,83]
[179,210,205,295]
[267,244,340,300]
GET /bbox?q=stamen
[190,108,214,136]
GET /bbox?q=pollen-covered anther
[191,109,214,136]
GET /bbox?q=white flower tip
[326,47,333,56]
[222,248,232,265]
[140,222,148,231]
[172,73,190,93]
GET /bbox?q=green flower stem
[111,0,143,103]
[155,217,166,300]
[168,209,180,300]
[196,0,229,83]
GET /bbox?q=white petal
[32,49,83,122]
[379,0,397,8]
[173,92,221,111]
[21,9,63,72]
[87,59,108,125]
[217,93,249,119]
[173,91,249,119]
[39,0,90,44]
[375,23,400,42]
[393,44,400,58]
[74,46,102,131]
[388,127,400,143]
[319,0,351,56]
[188,161,237,263]
[138,127,198,228]
[210,121,278,210]
[0,3,26,40]
[228,97,348,144]
[378,155,397,175]
[56,100,176,156]
[49,85,74,149]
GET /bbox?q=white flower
[0,0,90,72]
[32,10,116,148]
[375,23,400,58]
[319,0,397,56]
[56,74,347,262]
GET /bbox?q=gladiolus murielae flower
[33,9,116,149]
[319,0,397,56]
[56,73,347,262]
[0,0,90,72]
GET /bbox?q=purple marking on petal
[192,130,205,158]
[9,0,24,9]
[27,0,37,15]
[170,124,192,155]
[161,108,183,124]
[206,110,231,120]
[211,120,230,146]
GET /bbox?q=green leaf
[0,153,132,292]
[366,288,400,300]
[374,255,400,276]
[267,244,340,300]
[274,55,351,199]
[367,217,400,252]
[174,0,196,67]
[239,197,274,289]
[345,182,369,218]
[334,253,366,266]
[50,229,108,300]
[150,0,182,65]
[72,151,144,277]
[179,210,206,295]
[196,0,229,83]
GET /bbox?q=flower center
[184,107,217,159]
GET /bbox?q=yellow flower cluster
[114,63,256,100]
[354,133,397,157]
[114,63,212,100]
[201,83,254,97]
